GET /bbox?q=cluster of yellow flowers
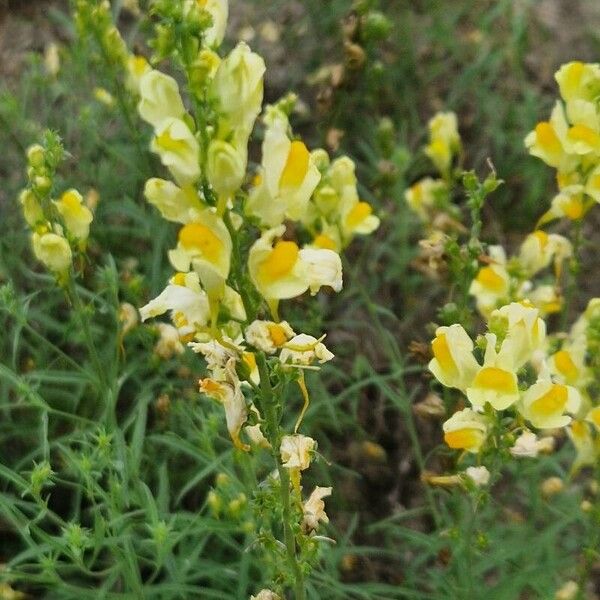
[525,61,600,223]
[404,111,461,226]
[469,229,571,318]
[115,0,379,590]
[428,62,600,476]
[431,297,600,470]
[18,139,94,280]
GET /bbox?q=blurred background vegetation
[1,0,600,598]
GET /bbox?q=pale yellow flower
[404,177,447,221]
[442,408,488,453]
[150,118,201,186]
[518,230,572,277]
[246,118,321,226]
[144,178,204,223]
[212,42,265,138]
[250,590,281,600]
[469,247,510,317]
[428,324,479,391]
[425,111,460,174]
[466,334,519,410]
[519,376,580,429]
[248,226,342,302]
[126,55,151,94]
[279,334,334,366]
[206,139,247,197]
[302,486,332,531]
[244,320,296,354]
[138,70,186,128]
[32,231,72,273]
[53,189,94,241]
[555,61,600,103]
[18,189,44,227]
[280,434,316,470]
[200,357,249,451]
[168,209,232,296]
[567,420,596,471]
[139,271,210,334]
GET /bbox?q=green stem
[256,353,305,600]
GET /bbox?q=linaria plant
[9,1,379,598]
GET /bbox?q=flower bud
[27,144,46,169]
[206,139,247,196]
[32,231,72,274]
[19,189,44,227]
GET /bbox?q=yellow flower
[469,247,510,317]
[279,333,334,366]
[442,408,488,453]
[548,342,588,387]
[525,103,575,170]
[584,164,600,203]
[244,320,296,354]
[555,61,600,103]
[428,324,479,391]
[280,434,316,470]
[302,486,332,531]
[246,118,321,226]
[404,177,447,221]
[340,199,380,243]
[18,189,44,227]
[567,420,596,471]
[138,70,186,128]
[193,0,228,47]
[212,42,265,138]
[126,54,151,94]
[248,226,342,302]
[144,178,204,223]
[206,139,247,197]
[250,590,281,600]
[151,118,201,186]
[466,333,519,410]
[169,209,232,297]
[139,271,210,335]
[518,230,572,277]
[519,377,580,429]
[540,185,586,223]
[32,231,72,274]
[425,111,460,174]
[200,357,249,451]
[491,302,546,370]
[526,284,563,316]
[53,189,94,241]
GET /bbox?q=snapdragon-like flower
[199,357,249,450]
[144,178,204,223]
[510,430,555,458]
[32,230,72,274]
[244,320,296,354]
[425,111,460,174]
[404,177,448,222]
[154,322,185,360]
[302,486,332,532]
[248,226,342,304]
[466,333,519,410]
[428,324,479,391]
[151,118,201,186]
[169,209,232,297]
[518,230,572,277]
[212,41,265,139]
[246,114,321,226]
[469,247,510,316]
[280,434,316,470]
[138,70,186,129]
[567,421,596,471]
[442,408,488,453]
[53,189,94,242]
[279,334,334,366]
[519,373,580,429]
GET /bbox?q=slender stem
[256,353,305,600]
